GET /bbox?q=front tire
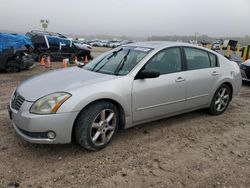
[74,101,119,151]
[209,84,232,115]
[5,60,21,73]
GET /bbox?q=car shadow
[18,109,209,155]
[242,80,250,87]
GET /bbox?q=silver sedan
[8,42,242,151]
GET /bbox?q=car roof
[27,30,67,38]
[123,41,196,50]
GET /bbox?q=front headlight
[30,92,71,114]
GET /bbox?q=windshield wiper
[91,56,106,71]
[92,48,123,72]
[114,49,130,75]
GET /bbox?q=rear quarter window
[209,53,218,67]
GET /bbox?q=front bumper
[8,100,79,144]
[22,55,34,68]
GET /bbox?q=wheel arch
[222,82,233,101]
[208,79,234,108]
[71,98,126,142]
[208,81,234,115]
[4,56,17,68]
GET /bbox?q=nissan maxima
[8,42,242,151]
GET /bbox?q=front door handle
[175,77,185,82]
[211,71,219,76]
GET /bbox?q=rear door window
[184,47,211,70]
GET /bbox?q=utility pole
[40,19,49,31]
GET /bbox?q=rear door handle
[211,71,219,76]
[175,77,185,82]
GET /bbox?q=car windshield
[83,47,152,75]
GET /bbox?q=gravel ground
[0,47,250,188]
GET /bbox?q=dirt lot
[0,47,250,188]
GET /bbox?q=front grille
[11,92,25,111]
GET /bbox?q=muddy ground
[0,47,250,188]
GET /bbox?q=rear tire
[74,101,119,151]
[209,84,232,115]
[5,60,21,73]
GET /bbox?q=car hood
[17,67,115,101]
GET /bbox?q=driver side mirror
[135,69,160,80]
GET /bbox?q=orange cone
[45,56,52,68]
[40,56,45,66]
[63,59,68,68]
[84,56,88,64]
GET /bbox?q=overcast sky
[0,0,249,37]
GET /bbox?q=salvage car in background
[216,50,243,65]
[215,46,250,82]
[240,59,250,82]
[73,40,92,51]
[26,30,92,62]
[0,33,34,72]
[8,41,241,151]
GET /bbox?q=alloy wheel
[214,87,230,112]
[90,109,117,146]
